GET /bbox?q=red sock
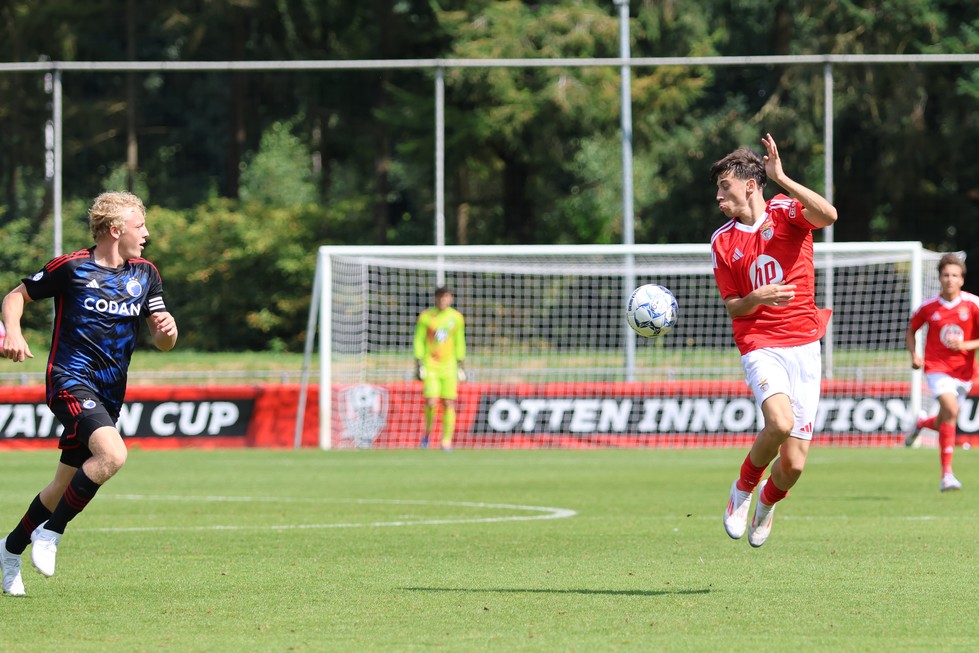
[921,415,937,431]
[938,422,956,475]
[761,478,789,506]
[736,454,767,492]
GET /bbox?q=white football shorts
[741,340,822,441]
[925,372,972,404]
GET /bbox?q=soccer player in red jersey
[905,253,979,491]
[711,134,837,547]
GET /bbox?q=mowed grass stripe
[0,447,974,653]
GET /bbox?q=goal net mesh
[317,244,941,449]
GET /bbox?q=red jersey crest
[761,218,775,241]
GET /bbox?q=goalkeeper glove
[415,361,426,381]
[457,363,467,383]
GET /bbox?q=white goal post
[300,242,942,450]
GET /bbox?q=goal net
[306,243,942,449]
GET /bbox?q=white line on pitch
[71,494,577,533]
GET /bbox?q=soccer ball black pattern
[626,284,679,338]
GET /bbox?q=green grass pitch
[0,446,975,652]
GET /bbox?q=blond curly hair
[88,191,146,242]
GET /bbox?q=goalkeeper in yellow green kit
[413,286,466,450]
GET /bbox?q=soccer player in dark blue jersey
[0,191,178,596]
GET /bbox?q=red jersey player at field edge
[905,253,979,492]
[711,133,837,548]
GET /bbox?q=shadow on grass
[400,587,711,597]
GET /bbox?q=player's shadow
[400,587,710,597]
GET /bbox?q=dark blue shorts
[48,386,117,468]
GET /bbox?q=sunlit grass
[0,447,974,652]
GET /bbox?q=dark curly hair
[710,147,766,189]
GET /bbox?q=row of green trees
[2,1,979,351]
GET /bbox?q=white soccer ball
[626,284,678,338]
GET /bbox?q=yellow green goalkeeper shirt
[414,307,466,371]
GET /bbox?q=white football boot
[30,522,61,578]
[1,537,26,596]
[940,473,963,492]
[747,480,776,548]
[905,412,927,447]
[723,480,752,539]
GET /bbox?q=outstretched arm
[762,133,838,228]
[1,285,35,362]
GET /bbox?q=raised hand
[761,133,785,184]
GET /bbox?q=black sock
[45,468,101,535]
[4,495,53,555]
